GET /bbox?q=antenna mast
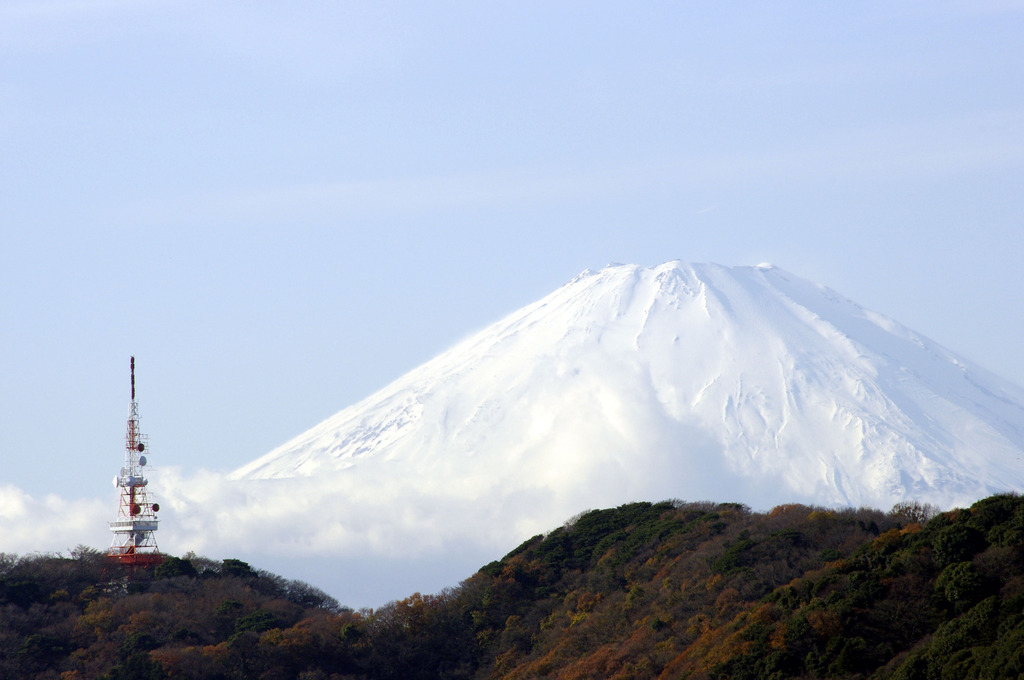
[108,356,163,567]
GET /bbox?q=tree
[889,501,939,525]
[154,555,198,579]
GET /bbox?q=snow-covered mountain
[231,261,1024,512]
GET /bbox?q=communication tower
[108,356,164,566]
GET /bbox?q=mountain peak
[231,261,1024,513]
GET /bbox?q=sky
[2,1,1024,606]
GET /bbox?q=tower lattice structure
[108,357,163,566]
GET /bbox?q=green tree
[935,561,984,613]
[155,555,198,579]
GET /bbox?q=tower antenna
[108,356,163,567]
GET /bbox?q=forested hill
[4,494,1024,679]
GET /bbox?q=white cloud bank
[0,484,110,554]
[0,471,515,609]
[0,464,660,609]
[0,413,732,610]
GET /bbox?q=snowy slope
[230,261,1024,511]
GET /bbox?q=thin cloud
[106,106,1024,230]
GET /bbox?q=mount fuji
[229,261,1024,516]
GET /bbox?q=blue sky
[3,2,1023,521]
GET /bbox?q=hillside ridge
[4,493,1024,678]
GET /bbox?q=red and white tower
[108,356,163,566]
